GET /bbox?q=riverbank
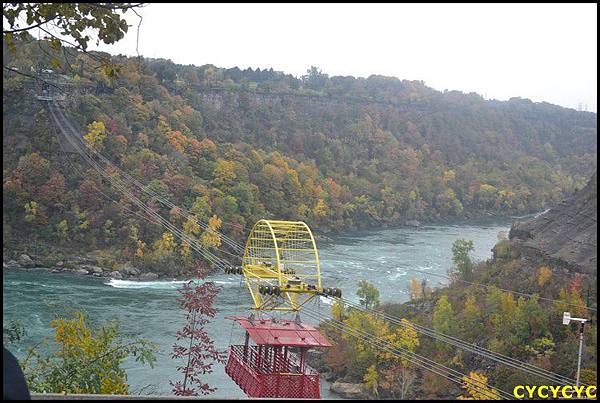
[3,253,181,282]
[4,220,512,398]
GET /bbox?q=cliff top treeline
[2,38,597,274]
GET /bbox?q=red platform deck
[225,316,330,399]
[225,316,332,348]
[225,345,321,398]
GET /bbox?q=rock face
[74,268,89,275]
[509,172,597,275]
[121,263,140,276]
[18,254,35,268]
[82,265,104,274]
[406,219,421,227]
[6,260,19,269]
[110,271,123,279]
[139,272,158,281]
[330,381,367,399]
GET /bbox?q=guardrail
[31,393,255,400]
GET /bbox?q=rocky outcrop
[139,272,158,281]
[509,172,597,275]
[5,260,20,269]
[330,381,367,399]
[82,265,104,274]
[120,263,140,276]
[110,271,123,279]
[18,254,36,268]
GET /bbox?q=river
[3,218,517,398]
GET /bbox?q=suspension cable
[49,101,231,271]
[301,304,513,400]
[324,294,578,386]
[53,102,244,254]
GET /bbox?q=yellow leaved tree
[458,371,500,400]
[181,215,201,260]
[83,121,108,151]
[201,215,222,248]
[21,311,157,395]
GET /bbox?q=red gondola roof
[226,316,332,348]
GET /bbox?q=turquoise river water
[3,217,523,397]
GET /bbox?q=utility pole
[562,312,589,387]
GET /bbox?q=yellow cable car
[239,219,340,311]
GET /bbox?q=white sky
[89,3,597,112]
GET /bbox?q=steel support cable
[62,145,232,271]
[52,103,244,254]
[52,104,244,255]
[58,142,160,226]
[50,117,165,228]
[331,296,575,386]
[301,304,513,400]
[325,295,577,387]
[51,101,242,252]
[49,103,225,269]
[327,250,596,313]
[300,305,512,400]
[48,102,229,271]
[403,267,597,313]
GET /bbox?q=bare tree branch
[3,14,59,33]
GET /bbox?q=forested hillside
[316,173,597,399]
[3,38,597,273]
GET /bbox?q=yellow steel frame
[242,219,322,311]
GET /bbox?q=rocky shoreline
[3,253,174,282]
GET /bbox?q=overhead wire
[61,112,245,254]
[300,303,513,400]
[322,294,578,386]
[48,100,231,271]
[325,250,596,313]
[403,267,596,313]
[42,82,590,394]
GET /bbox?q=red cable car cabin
[225,315,332,399]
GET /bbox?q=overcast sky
[91,3,597,112]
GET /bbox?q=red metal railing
[225,345,321,398]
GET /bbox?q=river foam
[105,279,189,289]
[104,278,237,289]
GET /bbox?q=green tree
[451,239,474,280]
[432,295,456,351]
[357,280,380,309]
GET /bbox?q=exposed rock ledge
[330,381,367,399]
[509,172,596,275]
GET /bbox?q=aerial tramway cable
[48,101,231,271]
[54,102,244,254]
[300,304,514,400]
[43,87,590,395]
[322,295,579,387]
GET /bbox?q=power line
[301,304,512,400]
[48,101,232,271]
[403,267,596,312]
[68,110,245,254]
[324,295,578,386]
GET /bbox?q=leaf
[49,37,62,51]
[51,58,62,69]
[4,33,17,54]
